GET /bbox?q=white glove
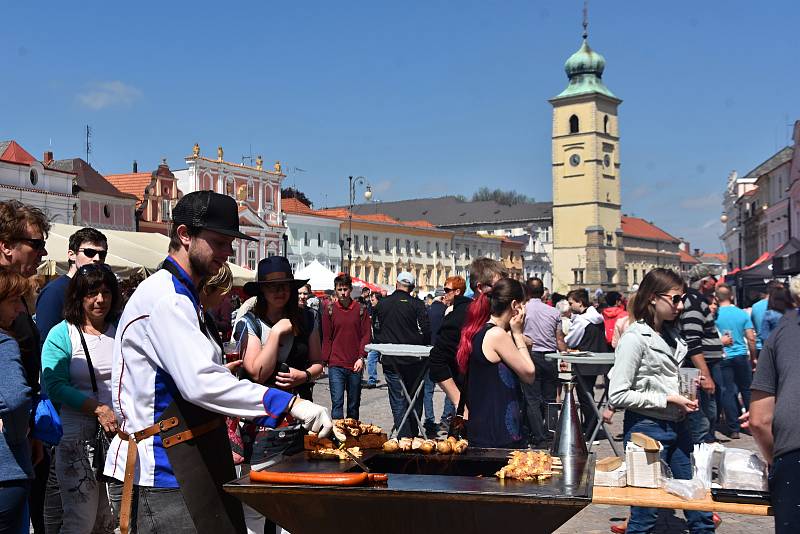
[289,398,333,438]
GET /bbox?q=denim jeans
[720,357,752,434]
[423,372,455,427]
[328,366,362,420]
[54,408,115,534]
[0,479,30,534]
[770,449,800,534]
[43,451,62,534]
[623,411,715,534]
[366,350,380,386]
[520,352,559,445]
[686,360,722,444]
[383,362,426,438]
[108,481,196,534]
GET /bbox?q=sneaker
[364,382,377,389]
[729,432,740,439]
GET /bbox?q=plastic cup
[223,341,240,364]
[679,368,700,401]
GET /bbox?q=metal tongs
[329,431,370,473]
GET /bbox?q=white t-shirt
[68,323,116,407]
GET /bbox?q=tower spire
[582,0,589,40]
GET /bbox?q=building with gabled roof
[106,160,181,235]
[621,215,680,287]
[0,140,78,224]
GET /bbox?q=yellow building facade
[551,34,625,293]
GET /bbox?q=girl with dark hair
[608,268,715,534]
[0,270,36,534]
[455,278,534,448]
[41,264,120,534]
[759,286,794,344]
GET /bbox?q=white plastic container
[595,461,628,487]
[626,441,663,488]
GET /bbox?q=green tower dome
[555,39,617,100]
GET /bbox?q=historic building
[550,26,624,293]
[0,140,78,224]
[50,156,137,231]
[621,216,680,288]
[282,198,343,274]
[106,160,181,235]
[173,144,287,267]
[349,196,551,287]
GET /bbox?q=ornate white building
[173,144,286,269]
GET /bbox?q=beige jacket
[608,320,688,422]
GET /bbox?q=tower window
[569,115,579,134]
[603,115,609,133]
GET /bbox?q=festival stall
[294,260,336,291]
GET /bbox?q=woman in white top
[608,268,714,534]
[42,264,120,534]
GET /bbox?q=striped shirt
[679,288,723,362]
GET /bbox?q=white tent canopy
[39,223,254,286]
[294,260,336,291]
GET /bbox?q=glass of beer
[223,341,240,364]
[679,368,700,401]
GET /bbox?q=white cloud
[372,180,393,194]
[679,192,721,210]
[76,81,142,110]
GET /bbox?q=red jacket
[602,305,628,345]
[321,298,371,369]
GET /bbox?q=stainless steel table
[365,343,432,438]
[545,352,619,456]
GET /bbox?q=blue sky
[2,1,798,251]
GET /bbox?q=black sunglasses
[77,264,114,277]
[658,293,685,306]
[443,287,455,293]
[17,237,46,250]
[79,247,108,260]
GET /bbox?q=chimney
[693,248,701,257]
[133,160,138,173]
[43,151,53,166]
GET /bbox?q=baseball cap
[397,271,415,287]
[172,191,256,241]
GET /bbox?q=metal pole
[348,175,353,275]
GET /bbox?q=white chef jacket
[104,257,294,487]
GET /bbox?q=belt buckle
[158,420,168,432]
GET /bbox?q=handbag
[31,392,63,445]
[77,328,110,477]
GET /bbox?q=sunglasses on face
[658,293,685,306]
[79,247,108,260]
[18,237,46,250]
[443,287,455,293]
[77,264,113,277]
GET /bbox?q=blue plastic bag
[30,392,63,445]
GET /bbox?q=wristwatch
[304,369,313,383]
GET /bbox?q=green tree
[471,187,534,206]
[281,187,313,207]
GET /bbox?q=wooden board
[592,485,772,516]
[304,433,388,450]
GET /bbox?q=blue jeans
[108,481,196,534]
[623,411,715,534]
[686,360,722,444]
[0,479,30,534]
[423,372,456,426]
[328,366,362,420]
[720,356,752,434]
[366,350,380,386]
[383,363,426,438]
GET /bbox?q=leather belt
[116,416,221,534]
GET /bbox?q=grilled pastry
[398,438,413,451]
[419,440,436,454]
[454,439,469,454]
[411,437,424,450]
[447,436,458,445]
[495,451,555,481]
[436,440,453,454]
[382,439,400,453]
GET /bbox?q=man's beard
[188,245,216,280]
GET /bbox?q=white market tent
[294,260,336,291]
[38,223,254,286]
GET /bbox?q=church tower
[550,14,624,293]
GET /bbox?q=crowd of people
[0,190,797,534]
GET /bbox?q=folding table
[365,343,432,438]
[545,352,619,456]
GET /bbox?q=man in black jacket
[373,272,431,437]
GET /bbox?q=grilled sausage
[249,471,388,486]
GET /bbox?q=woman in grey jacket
[0,270,36,533]
[608,268,714,534]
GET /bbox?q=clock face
[569,154,581,167]
[604,154,611,167]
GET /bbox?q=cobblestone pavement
[312,369,775,534]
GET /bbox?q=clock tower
[550,20,624,293]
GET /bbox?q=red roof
[679,250,700,264]
[622,216,680,243]
[282,197,317,216]
[315,207,438,229]
[105,172,153,202]
[0,141,36,165]
[700,252,728,263]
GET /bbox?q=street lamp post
[281,211,288,256]
[347,175,373,275]
[450,249,457,276]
